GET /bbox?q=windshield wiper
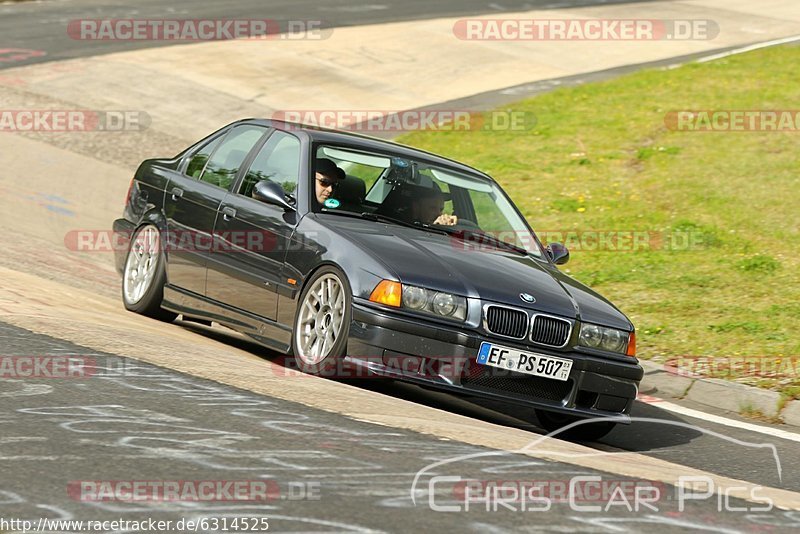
[439,227,529,256]
[358,212,449,235]
[319,209,448,234]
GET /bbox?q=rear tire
[291,266,352,376]
[535,409,617,441]
[122,224,177,322]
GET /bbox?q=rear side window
[240,131,301,198]
[186,136,222,178]
[199,125,266,190]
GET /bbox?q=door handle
[170,187,184,201]
[221,206,237,221]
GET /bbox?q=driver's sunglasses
[317,177,339,189]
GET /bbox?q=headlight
[370,281,466,321]
[578,323,630,355]
[402,285,428,310]
[432,292,457,316]
[406,286,466,320]
[578,324,603,348]
[602,328,627,353]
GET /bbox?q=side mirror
[252,180,295,211]
[546,242,570,265]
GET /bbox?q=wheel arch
[133,209,170,255]
[296,260,350,296]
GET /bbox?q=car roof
[235,118,497,183]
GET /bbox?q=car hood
[320,216,632,330]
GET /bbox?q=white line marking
[696,34,800,64]
[638,396,800,443]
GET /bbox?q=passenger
[409,183,458,226]
[314,158,344,206]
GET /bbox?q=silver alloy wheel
[123,226,161,305]
[295,273,346,365]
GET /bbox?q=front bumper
[347,301,643,422]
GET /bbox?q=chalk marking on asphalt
[638,395,800,444]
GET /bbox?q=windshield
[314,144,543,258]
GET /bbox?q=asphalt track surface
[1,320,798,533]
[0,0,665,68]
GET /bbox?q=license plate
[477,342,572,381]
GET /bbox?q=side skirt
[162,285,292,353]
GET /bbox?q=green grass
[398,45,800,397]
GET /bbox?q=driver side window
[239,131,301,199]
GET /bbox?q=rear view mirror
[252,180,295,211]
[547,242,570,265]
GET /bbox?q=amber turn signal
[626,332,636,357]
[369,280,402,307]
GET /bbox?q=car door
[164,125,268,296]
[206,130,302,321]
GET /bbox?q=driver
[314,158,344,206]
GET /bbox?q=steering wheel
[454,218,481,230]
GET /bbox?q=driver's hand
[433,213,458,226]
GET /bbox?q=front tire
[291,266,352,375]
[122,224,176,322]
[535,409,617,441]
